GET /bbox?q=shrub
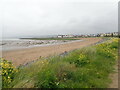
[96,38,118,59]
[0,58,18,88]
[74,53,90,67]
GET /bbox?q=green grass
[8,38,118,88]
[20,38,80,40]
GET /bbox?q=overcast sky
[0,0,119,38]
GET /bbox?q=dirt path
[2,38,102,66]
[109,62,118,88]
[108,47,119,88]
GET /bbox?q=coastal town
[57,32,119,38]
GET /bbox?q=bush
[96,38,118,59]
[73,53,89,67]
[0,58,18,88]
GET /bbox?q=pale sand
[2,38,102,66]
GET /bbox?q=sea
[1,35,57,51]
[1,36,83,51]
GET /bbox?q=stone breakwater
[1,39,80,51]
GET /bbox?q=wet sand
[2,38,102,66]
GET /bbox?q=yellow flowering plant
[73,53,89,67]
[96,38,118,59]
[0,58,18,88]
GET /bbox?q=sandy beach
[1,39,78,51]
[2,38,102,66]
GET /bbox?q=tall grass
[3,38,118,88]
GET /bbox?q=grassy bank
[1,38,118,88]
[20,37,80,40]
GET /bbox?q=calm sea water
[1,38,23,51]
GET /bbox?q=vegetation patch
[1,38,118,88]
[0,58,18,88]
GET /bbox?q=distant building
[57,32,118,38]
[99,33,105,37]
[57,35,64,38]
[57,35,74,38]
[113,32,118,37]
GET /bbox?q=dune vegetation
[0,38,118,88]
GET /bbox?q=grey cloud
[1,0,118,38]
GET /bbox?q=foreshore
[1,39,79,51]
[2,38,102,66]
